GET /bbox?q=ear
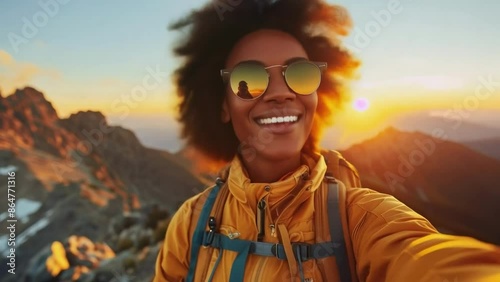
[221,99,230,123]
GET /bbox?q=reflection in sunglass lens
[285,61,321,95]
[229,63,268,99]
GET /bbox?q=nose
[262,68,295,103]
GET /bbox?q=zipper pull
[270,224,276,237]
[257,199,266,241]
[205,216,216,245]
[208,216,216,231]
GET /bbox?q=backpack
[186,150,360,282]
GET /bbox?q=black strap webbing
[327,179,352,282]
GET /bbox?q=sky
[1,0,499,151]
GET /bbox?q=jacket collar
[225,152,327,208]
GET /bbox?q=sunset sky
[1,0,499,150]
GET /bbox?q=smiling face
[222,29,318,164]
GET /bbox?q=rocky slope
[0,87,205,281]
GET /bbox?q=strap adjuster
[271,243,282,259]
[324,174,337,183]
[203,217,217,246]
[293,243,312,261]
[270,243,312,261]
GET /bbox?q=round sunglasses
[220,60,327,100]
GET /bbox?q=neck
[241,153,302,183]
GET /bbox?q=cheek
[311,95,318,113]
[227,97,254,134]
[302,96,318,141]
[304,94,318,122]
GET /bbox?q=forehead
[225,29,309,68]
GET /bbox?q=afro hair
[170,0,360,163]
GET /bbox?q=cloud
[0,49,61,95]
[0,50,14,66]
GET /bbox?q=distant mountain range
[0,87,499,281]
[112,108,500,158]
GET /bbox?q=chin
[259,144,303,161]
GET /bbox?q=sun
[353,97,370,112]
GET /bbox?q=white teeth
[258,115,299,125]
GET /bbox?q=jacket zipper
[254,174,310,280]
[257,198,266,241]
[268,174,310,238]
[254,199,270,281]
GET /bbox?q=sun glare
[353,97,370,112]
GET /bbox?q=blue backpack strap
[186,180,223,282]
[326,175,352,282]
[188,174,353,281]
[205,232,339,261]
[199,177,352,282]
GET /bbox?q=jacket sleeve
[347,187,500,282]
[153,194,201,282]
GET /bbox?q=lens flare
[353,97,370,112]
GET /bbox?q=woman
[154,1,500,281]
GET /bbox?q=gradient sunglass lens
[226,61,324,99]
[229,63,268,99]
[285,61,322,95]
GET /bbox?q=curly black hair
[170,0,359,163]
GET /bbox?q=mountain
[341,127,500,245]
[0,86,74,157]
[0,87,205,281]
[464,138,500,161]
[59,111,203,210]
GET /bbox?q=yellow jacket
[154,152,500,281]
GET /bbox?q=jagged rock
[60,110,147,172]
[0,87,79,156]
[6,87,59,123]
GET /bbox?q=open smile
[255,115,300,125]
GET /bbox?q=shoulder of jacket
[175,184,218,215]
[339,158,360,179]
[320,149,360,179]
[176,165,231,223]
